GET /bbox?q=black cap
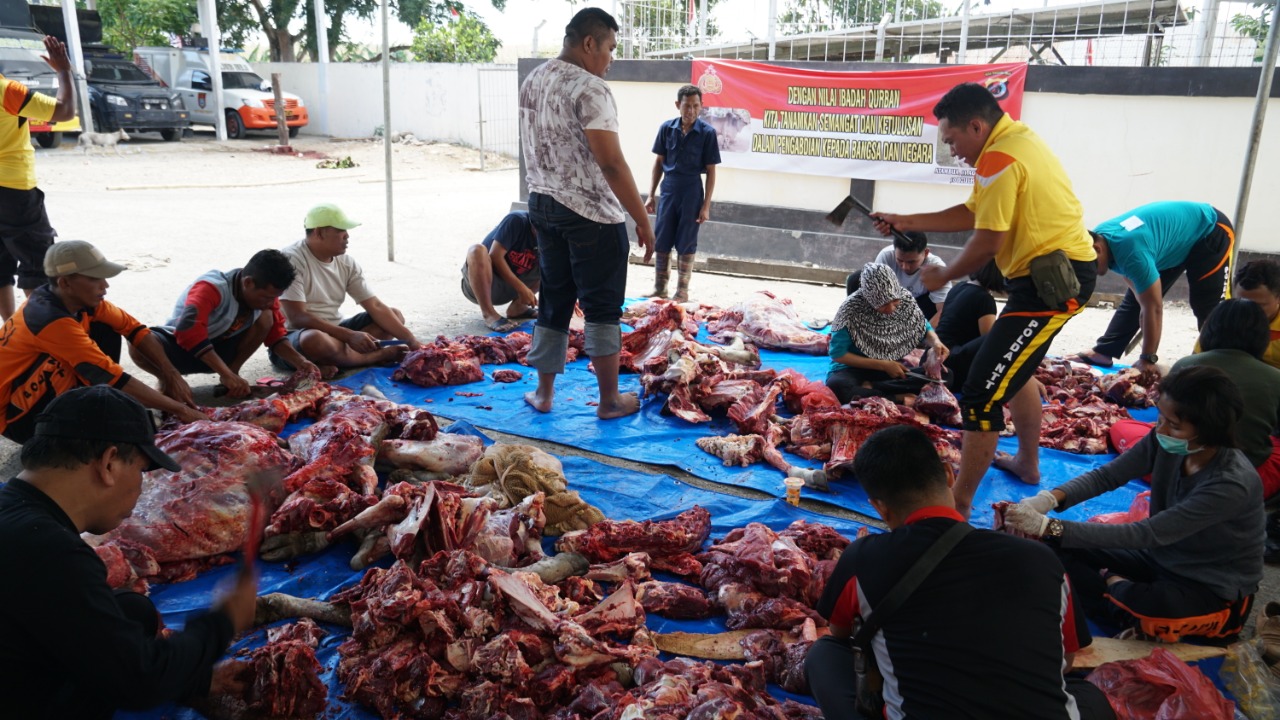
[33,386,181,472]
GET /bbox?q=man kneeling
[807,425,1114,719]
[136,249,318,396]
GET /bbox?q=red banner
[692,60,1027,186]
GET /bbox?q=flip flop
[1073,351,1114,368]
[507,308,538,321]
[485,317,520,333]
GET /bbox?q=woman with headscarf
[826,262,949,404]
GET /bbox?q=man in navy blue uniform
[644,84,720,302]
[806,425,1115,720]
[462,210,540,333]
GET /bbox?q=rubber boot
[646,253,670,298]
[673,253,695,302]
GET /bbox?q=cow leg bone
[493,552,590,584]
[254,592,352,627]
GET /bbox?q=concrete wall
[253,62,517,150]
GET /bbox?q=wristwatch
[1138,353,1159,363]
[1045,518,1065,539]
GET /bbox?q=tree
[410,11,501,62]
[779,0,945,35]
[97,0,196,55]
[1231,0,1275,63]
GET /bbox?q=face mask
[1156,432,1203,456]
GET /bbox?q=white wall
[254,62,516,150]
[255,61,1280,253]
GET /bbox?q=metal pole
[699,0,708,44]
[313,0,330,136]
[767,0,778,60]
[876,12,891,60]
[59,0,94,134]
[198,0,227,141]
[381,0,395,262]
[532,19,546,57]
[958,0,971,64]
[1231,0,1280,264]
[477,70,486,171]
[1194,0,1221,65]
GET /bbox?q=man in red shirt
[134,250,317,397]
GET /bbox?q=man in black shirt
[806,425,1114,719]
[0,385,257,719]
[462,210,540,333]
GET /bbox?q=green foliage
[1231,0,1275,63]
[398,0,507,30]
[410,12,502,62]
[96,0,196,55]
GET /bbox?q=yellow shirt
[0,77,56,191]
[1265,312,1280,371]
[964,115,1096,279]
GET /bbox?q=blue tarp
[120,425,870,719]
[343,352,1147,529]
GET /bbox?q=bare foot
[524,390,553,413]
[597,392,640,419]
[993,451,1041,485]
[319,365,339,379]
[1074,350,1114,368]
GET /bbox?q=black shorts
[0,186,56,290]
[149,327,246,375]
[960,258,1097,432]
[267,313,375,371]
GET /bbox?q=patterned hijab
[833,262,926,361]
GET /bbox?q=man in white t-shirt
[846,231,951,325]
[518,8,655,420]
[270,203,420,376]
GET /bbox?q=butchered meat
[556,506,711,571]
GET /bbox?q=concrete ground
[8,131,1274,631]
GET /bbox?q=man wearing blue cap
[0,385,258,718]
[272,202,421,376]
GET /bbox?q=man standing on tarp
[518,8,655,419]
[873,82,1097,519]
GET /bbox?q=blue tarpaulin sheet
[120,424,870,719]
[342,350,1147,529]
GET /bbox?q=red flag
[1086,39,1094,66]
[689,0,695,26]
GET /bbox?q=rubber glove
[1003,502,1049,538]
[1024,490,1058,515]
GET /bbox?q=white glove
[1004,502,1049,538]
[1025,490,1058,515]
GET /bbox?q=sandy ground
[12,131,1266,620]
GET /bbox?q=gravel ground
[9,131,1271,630]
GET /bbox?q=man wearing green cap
[0,240,206,444]
[0,385,258,717]
[272,203,420,376]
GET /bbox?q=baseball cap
[44,241,127,279]
[303,203,361,231]
[33,386,181,472]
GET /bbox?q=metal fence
[477,66,520,171]
[620,0,1275,67]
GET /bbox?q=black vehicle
[85,53,189,141]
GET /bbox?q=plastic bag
[1086,647,1235,720]
[1090,491,1151,524]
[1223,639,1280,720]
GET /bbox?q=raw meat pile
[1037,358,1156,409]
[91,419,298,584]
[392,332,585,387]
[270,504,850,718]
[231,619,328,718]
[705,291,830,355]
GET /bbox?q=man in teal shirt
[1077,201,1233,377]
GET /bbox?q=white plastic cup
[784,477,804,506]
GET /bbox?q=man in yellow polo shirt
[1234,258,1280,371]
[873,82,1096,519]
[0,36,75,322]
